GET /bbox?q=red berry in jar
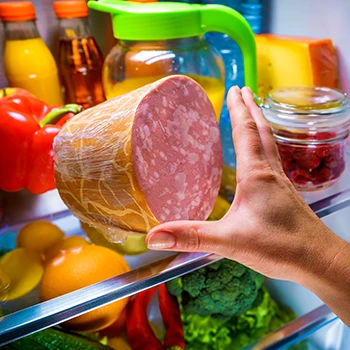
[262,87,350,190]
[277,137,345,190]
[296,152,321,169]
[290,169,312,185]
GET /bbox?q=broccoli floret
[182,268,206,297]
[166,276,184,298]
[166,259,265,319]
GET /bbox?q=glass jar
[102,36,225,121]
[262,87,350,191]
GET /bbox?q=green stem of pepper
[39,104,82,127]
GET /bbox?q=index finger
[227,86,269,176]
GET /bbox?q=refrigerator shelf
[1,185,350,346]
[1,154,350,346]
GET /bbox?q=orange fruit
[17,221,64,253]
[40,245,130,332]
[99,308,127,337]
[44,235,89,262]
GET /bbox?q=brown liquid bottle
[53,1,105,109]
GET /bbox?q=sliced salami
[54,75,222,241]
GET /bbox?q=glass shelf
[1,153,350,346]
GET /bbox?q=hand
[146,86,350,325]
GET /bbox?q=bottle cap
[0,2,36,22]
[53,1,88,19]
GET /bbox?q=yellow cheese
[256,34,338,98]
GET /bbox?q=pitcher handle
[200,5,258,94]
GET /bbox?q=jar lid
[0,2,36,22]
[265,86,349,114]
[262,87,350,141]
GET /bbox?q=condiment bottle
[53,1,105,109]
[261,87,350,191]
[0,2,63,105]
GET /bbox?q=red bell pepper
[0,88,82,194]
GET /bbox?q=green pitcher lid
[88,0,258,93]
[88,1,204,40]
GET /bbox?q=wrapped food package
[53,75,223,243]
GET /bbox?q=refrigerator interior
[1,0,350,348]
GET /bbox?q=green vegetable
[182,288,300,350]
[3,328,113,350]
[166,259,265,318]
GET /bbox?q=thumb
[146,219,232,255]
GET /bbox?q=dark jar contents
[262,87,350,191]
[54,1,105,109]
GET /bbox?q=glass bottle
[0,1,63,105]
[53,1,105,109]
[205,0,263,169]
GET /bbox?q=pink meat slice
[132,76,222,223]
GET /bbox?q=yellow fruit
[220,164,237,196]
[108,334,131,350]
[40,245,130,332]
[208,195,231,221]
[0,264,11,301]
[17,221,64,253]
[45,235,89,262]
[81,222,148,256]
[0,248,44,300]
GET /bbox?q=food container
[261,86,350,191]
[88,0,259,122]
[103,38,226,121]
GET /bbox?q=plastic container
[53,1,105,109]
[88,0,258,122]
[205,0,263,168]
[103,37,225,120]
[261,87,350,191]
[0,2,63,105]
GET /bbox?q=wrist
[295,227,350,301]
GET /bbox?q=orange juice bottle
[53,1,105,109]
[0,2,63,105]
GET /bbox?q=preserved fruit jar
[262,87,350,191]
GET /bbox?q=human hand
[146,86,345,283]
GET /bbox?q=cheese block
[53,75,222,242]
[256,34,338,97]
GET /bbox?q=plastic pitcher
[88,0,257,121]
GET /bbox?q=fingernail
[147,232,176,250]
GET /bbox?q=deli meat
[53,75,222,240]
